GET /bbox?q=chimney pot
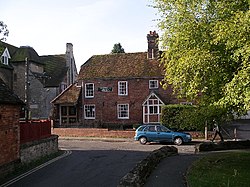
[147,31,159,59]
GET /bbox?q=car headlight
[186,134,191,138]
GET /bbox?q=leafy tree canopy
[153,0,250,116]
[111,43,125,54]
[0,21,9,41]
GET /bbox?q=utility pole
[205,120,208,140]
[25,57,30,121]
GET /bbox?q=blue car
[134,124,192,145]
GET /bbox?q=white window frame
[84,104,95,119]
[118,81,128,96]
[1,55,8,65]
[149,80,158,89]
[1,48,10,65]
[117,104,129,119]
[148,98,161,115]
[85,83,94,98]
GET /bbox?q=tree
[111,43,125,54]
[0,21,9,41]
[153,0,250,116]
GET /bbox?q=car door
[144,125,157,142]
[156,125,173,142]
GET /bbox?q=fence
[20,120,52,144]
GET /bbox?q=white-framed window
[85,83,94,98]
[148,98,161,114]
[1,48,10,65]
[118,81,128,96]
[149,80,158,89]
[1,55,8,65]
[84,104,95,119]
[117,104,129,119]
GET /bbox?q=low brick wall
[20,135,59,164]
[53,128,210,140]
[52,128,135,138]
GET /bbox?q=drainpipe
[25,57,30,121]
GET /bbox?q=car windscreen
[137,126,145,131]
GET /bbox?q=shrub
[161,104,232,131]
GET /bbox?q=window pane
[118,81,127,95]
[118,104,129,119]
[149,80,158,89]
[85,83,94,98]
[69,106,76,115]
[148,126,156,132]
[149,106,158,114]
[69,118,77,123]
[61,106,67,116]
[62,117,68,123]
[84,105,95,119]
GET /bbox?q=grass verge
[0,150,64,185]
[187,151,250,187]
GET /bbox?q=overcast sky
[1,0,159,71]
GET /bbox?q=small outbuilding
[0,78,24,175]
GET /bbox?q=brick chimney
[147,31,159,59]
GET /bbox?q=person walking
[212,119,224,142]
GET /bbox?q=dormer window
[1,55,8,65]
[1,48,10,65]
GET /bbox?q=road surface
[4,139,196,187]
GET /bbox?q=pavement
[144,153,202,187]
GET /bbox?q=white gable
[2,48,11,58]
[1,48,11,65]
[142,92,165,106]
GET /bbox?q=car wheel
[174,137,183,145]
[139,137,147,145]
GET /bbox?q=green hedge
[161,104,232,131]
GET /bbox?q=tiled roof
[78,52,163,80]
[0,42,15,69]
[40,55,68,87]
[0,41,18,56]
[11,46,42,64]
[0,41,68,88]
[51,83,81,104]
[0,41,42,64]
[0,78,24,105]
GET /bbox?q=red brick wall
[81,78,179,127]
[0,104,20,166]
[53,128,209,139]
[53,128,135,138]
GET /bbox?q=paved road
[5,140,196,187]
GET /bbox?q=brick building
[0,42,78,119]
[0,78,24,172]
[52,31,184,128]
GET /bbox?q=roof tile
[51,83,81,104]
[78,52,163,79]
[0,78,24,105]
[40,55,68,87]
